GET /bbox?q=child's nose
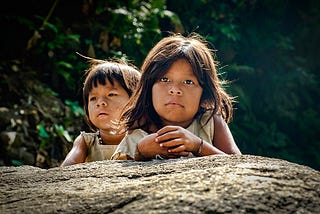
[169,84,182,95]
[97,98,107,107]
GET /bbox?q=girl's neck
[161,119,194,129]
[98,129,125,145]
[143,120,194,134]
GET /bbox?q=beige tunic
[111,111,214,160]
[81,132,118,162]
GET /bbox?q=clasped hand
[136,126,200,160]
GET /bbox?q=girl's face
[152,58,203,128]
[88,79,129,132]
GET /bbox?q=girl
[112,33,241,161]
[61,59,141,166]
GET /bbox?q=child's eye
[183,79,195,85]
[159,77,170,82]
[108,93,117,97]
[89,97,96,101]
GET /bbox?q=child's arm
[212,114,241,155]
[60,135,88,166]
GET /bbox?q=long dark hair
[121,33,234,132]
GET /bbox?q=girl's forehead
[89,84,118,95]
[165,59,195,75]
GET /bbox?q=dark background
[1,0,319,169]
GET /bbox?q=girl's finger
[156,132,180,143]
[156,127,185,143]
[159,138,182,148]
[167,144,186,153]
[157,125,179,136]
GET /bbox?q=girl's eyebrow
[110,87,122,91]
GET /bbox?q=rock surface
[1,155,319,213]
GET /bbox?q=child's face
[88,80,129,132]
[152,58,203,128]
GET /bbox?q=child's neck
[98,129,125,145]
[161,119,194,129]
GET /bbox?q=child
[61,58,141,166]
[111,33,241,161]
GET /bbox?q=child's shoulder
[80,131,99,144]
[80,131,98,137]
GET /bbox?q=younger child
[61,59,141,166]
[112,33,241,160]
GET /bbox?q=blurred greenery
[0,0,319,169]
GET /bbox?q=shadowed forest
[1,0,319,169]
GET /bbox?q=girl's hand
[136,132,189,160]
[156,126,201,155]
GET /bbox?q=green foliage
[54,124,73,143]
[65,100,85,117]
[0,59,84,168]
[89,0,166,65]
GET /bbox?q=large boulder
[1,155,319,213]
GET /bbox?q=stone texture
[1,155,319,213]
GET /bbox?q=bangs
[84,65,132,101]
[86,71,115,92]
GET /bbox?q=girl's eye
[159,77,169,82]
[108,93,117,97]
[183,79,195,85]
[89,97,96,101]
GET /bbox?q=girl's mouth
[98,113,109,117]
[166,102,183,107]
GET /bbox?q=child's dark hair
[122,33,235,132]
[83,58,141,130]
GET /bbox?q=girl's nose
[169,84,182,95]
[97,98,107,107]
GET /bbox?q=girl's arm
[60,135,88,166]
[210,114,241,155]
[193,114,241,156]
